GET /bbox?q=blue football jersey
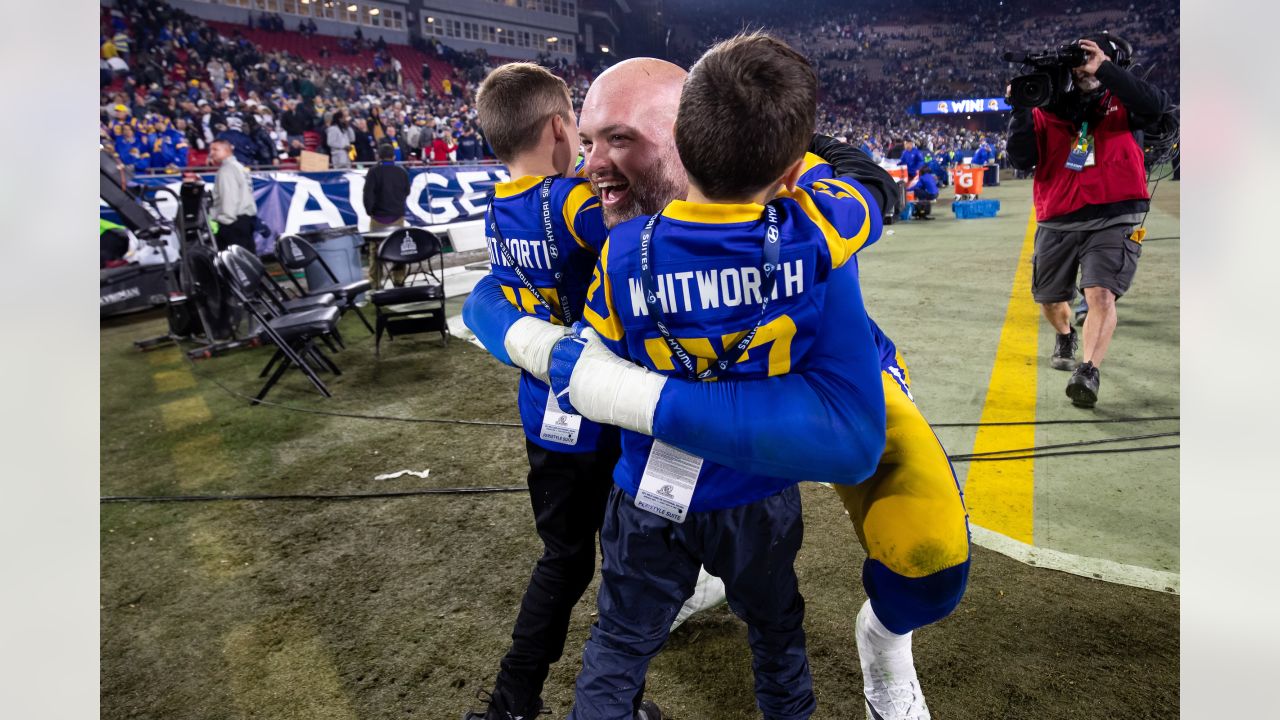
[485,175,612,452]
[797,153,902,374]
[583,176,884,511]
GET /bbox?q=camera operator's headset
[1083,32,1133,69]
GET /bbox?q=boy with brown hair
[460,62,630,720]
[556,33,889,720]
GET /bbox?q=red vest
[1032,94,1149,221]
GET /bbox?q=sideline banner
[100,164,510,253]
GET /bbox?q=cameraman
[1006,35,1170,408]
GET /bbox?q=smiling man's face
[578,58,689,228]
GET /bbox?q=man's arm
[647,260,886,484]
[1095,61,1171,128]
[362,167,378,215]
[462,274,523,366]
[461,273,566,381]
[1005,107,1038,171]
[807,134,898,217]
[212,164,238,225]
[561,258,887,486]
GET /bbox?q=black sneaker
[1051,328,1079,371]
[1066,362,1100,408]
[636,699,664,720]
[462,690,547,720]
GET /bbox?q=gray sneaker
[1051,328,1079,371]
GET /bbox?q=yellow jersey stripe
[800,151,829,176]
[661,200,764,224]
[582,238,625,341]
[493,175,543,198]
[783,182,872,269]
[562,182,598,251]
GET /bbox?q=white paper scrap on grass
[374,469,431,481]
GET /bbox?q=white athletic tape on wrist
[504,316,568,383]
[568,329,666,435]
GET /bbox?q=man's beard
[599,152,687,228]
[1074,73,1102,93]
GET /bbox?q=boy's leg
[570,487,702,720]
[487,438,617,716]
[701,485,815,720]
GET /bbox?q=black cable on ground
[101,486,530,504]
[952,444,1179,462]
[931,415,1178,428]
[947,431,1179,460]
[102,437,1181,504]
[172,339,1181,432]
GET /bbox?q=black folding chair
[275,234,375,334]
[225,244,338,317]
[369,227,449,356]
[215,249,343,402]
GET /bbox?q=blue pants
[570,485,815,720]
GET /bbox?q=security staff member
[1007,33,1171,407]
[209,139,257,252]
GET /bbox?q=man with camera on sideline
[1006,34,1171,408]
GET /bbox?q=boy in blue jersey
[459,62,628,720]
[554,33,888,720]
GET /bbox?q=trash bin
[296,225,366,303]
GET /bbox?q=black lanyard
[638,202,782,380]
[486,175,573,326]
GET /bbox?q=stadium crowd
[100,0,1176,175]
[667,0,1177,166]
[100,0,514,173]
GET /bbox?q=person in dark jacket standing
[352,117,377,163]
[456,124,482,162]
[1006,33,1170,408]
[362,142,411,286]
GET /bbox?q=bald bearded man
[465,57,967,720]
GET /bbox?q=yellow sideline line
[963,211,1039,544]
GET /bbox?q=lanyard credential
[638,203,782,380]
[486,175,574,326]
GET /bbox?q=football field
[100,175,1179,719]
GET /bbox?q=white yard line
[969,524,1180,595]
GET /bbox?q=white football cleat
[856,600,931,720]
[670,567,727,632]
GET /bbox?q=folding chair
[215,249,343,402]
[274,234,375,334]
[224,244,339,318]
[369,227,449,357]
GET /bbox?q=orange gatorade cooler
[952,164,985,197]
